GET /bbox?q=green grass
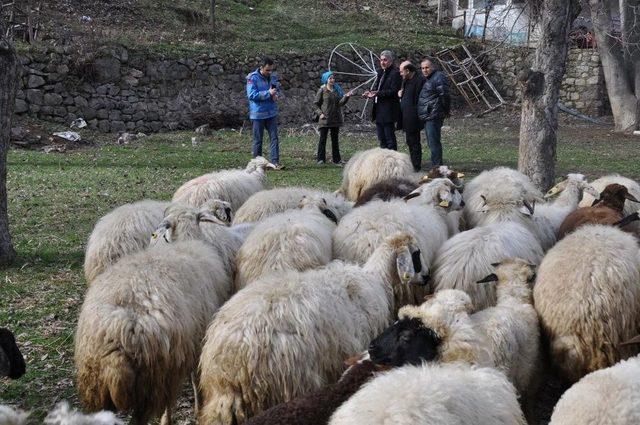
[0,114,639,421]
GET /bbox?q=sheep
[234,196,338,290]
[75,209,233,424]
[533,224,640,382]
[0,328,26,379]
[244,355,390,425]
[579,173,640,235]
[233,187,353,224]
[420,164,465,189]
[404,177,465,236]
[354,177,419,207]
[463,166,543,229]
[558,183,640,239]
[328,362,526,425]
[0,406,30,425]
[333,180,453,306]
[198,233,428,425]
[336,148,414,201]
[432,221,544,311]
[84,200,170,283]
[44,401,124,425]
[549,336,640,424]
[172,156,276,210]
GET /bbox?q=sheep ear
[625,193,640,203]
[455,172,465,179]
[396,247,415,285]
[224,207,232,223]
[321,208,338,224]
[545,186,560,199]
[591,198,601,206]
[519,200,535,216]
[480,194,487,205]
[198,211,228,226]
[491,262,501,268]
[420,175,432,184]
[265,162,277,170]
[403,191,421,201]
[615,212,640,228]
[477,273,499,284]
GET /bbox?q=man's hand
[320,113,326,119]
[362,90,377,99]
[398,89,403,98]
[345,90,355,97]
[269,87,277,98]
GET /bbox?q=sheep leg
[192,372,202,419]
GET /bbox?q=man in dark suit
[398,61,426,172]
[363,50,402,150]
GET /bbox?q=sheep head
[0,328,26,379]
[200,199,233,225]
[477,258,536,304]
[421,165,465,189]
[593,183,639,211]
[615,211,640,228]
[478,184,535,217]
[545,174,599,199]
[245,156,277,173]
[151,204,227,245]
[298,195,338,224]
[405,178,464,211]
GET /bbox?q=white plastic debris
[80,16,92,23]
[70,118,87,129]
[52,131,81,142]
[633,130,640,136]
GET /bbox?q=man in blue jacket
[246,57,284,170]
[418,58,450,168]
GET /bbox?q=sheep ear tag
[396,248,415,285]
[545,186,560,199]
[438,199,450,208]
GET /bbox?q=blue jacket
[246,68,281,120]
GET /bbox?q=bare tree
[590,0,640,133]
[210,0,216,30]
[0,24,17,266]
[518,0,581,191]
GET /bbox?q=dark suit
[371,66,402,150]
[400,73,426,171]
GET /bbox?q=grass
[0,113,639,421]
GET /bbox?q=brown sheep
[557,183,639,239]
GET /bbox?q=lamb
[557,183,639,239]
[0,328,26,379]
[463,166,543,229]
[244,356,390,425]
[198,233,428,425]
[328,362,526,425]
[75,209,233,424]
[234,196,338,290]
[233,187,353,224]
[172,156,276,210]
[336,148,414,201]
[533,224,640,382]
[549,336,640,425]
[432,221,544,311]
[354,177,419,207]
[579,173,640,235]
[83,200,170,283]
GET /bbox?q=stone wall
[481,46,608,116]
[13,43,610,133]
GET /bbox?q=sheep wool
[172,156,275,210]
[549,355,640,424]
[0,406,29,425]
[337,148,414,201]
[328,362,526,425]
[75,240,233,424]
[432,222,544,311]
[534,224,640,382]
[83,199,170,283]
[198,233,426,425]
[44,401,124,425]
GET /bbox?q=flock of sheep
[2,146,640,424]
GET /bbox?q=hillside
[24,0,460,56]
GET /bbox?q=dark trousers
[252,117,280,164]
[376,122,397,150]
[405,131,422,172]
[425,118,444,167]
[317,127,341,163]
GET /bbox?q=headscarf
[321,71,345,98]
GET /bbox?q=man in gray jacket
[418,58,450,167]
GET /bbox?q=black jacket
[399,73,426,132]
[417,70,451,122]
[371,66,402,124]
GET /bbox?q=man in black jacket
[418,58,450,167]
[363,50,402,150]
[398,61,426,172]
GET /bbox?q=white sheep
[233,187,353,224]
[0,405,30,425]
[549,336,640,424]
[75,209,233,424]
[432,221,544,311]
[333,182,452,306]
[198,233,428,425]
[83,200,170,283]
[404,177,465,236]
[463,166,543,229]
[533,224,640,382]
[234,196,338,290]
[44,401,124,425]
[579,173,640,236]
[328,362,526,425]
[172,156,276,210]
[336,148,414,201]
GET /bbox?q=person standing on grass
[418,57,451,168]
[398,61,425,172]
[363,50,402,150]
[246,56,284,170]
[314,71,354,165]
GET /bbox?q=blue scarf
[321,71,345,98]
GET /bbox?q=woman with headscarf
[313,71,353,165]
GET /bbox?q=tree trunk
[210,0,216,30]
[518,0,581,191]
[0,32,17,266]
[591,0,639,132]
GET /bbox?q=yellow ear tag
[151,232,158,239]
[439,200,450,208]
